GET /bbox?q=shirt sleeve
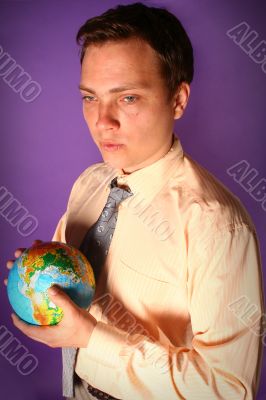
[76,224,264,400]
[51,212,67,243]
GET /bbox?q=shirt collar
[106,133,184,202]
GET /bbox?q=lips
[100,141,124,152]
[101,141,122,146]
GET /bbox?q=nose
[96,102,120,131]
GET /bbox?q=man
[6,2,264,399]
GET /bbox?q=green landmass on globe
[7,241,95,326]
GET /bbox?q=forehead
[80,38,163,87]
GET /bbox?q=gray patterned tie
[62,176,133,398]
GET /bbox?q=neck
[121,134,175,175]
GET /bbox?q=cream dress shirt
[52,134,265,400]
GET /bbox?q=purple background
[0,1,265,399]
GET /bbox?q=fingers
[5,260,15,287]
[14,248,25,258]
[5,260,14,286]
[6,260,14,269]
[47,286,78,321]
[11,313,57,345]
[4,240,43,288]
[13,239,42,258]
[32,239,43,247]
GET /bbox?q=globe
[7,241,95,325]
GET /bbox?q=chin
[104,159,125,170]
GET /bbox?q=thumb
[47,285,76,312]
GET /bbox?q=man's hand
[11,285,97,349]
[4,239,43,286]
[4,239,97,349]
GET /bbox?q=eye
[123,95,137,104]
[82,95,96,103]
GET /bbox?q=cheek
[131,110,157,132]
[82,106,99,130]
[82,105,91,121]
[82,105,88,122]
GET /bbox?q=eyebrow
[78,83,150,94]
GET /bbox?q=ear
[172,82,190,120]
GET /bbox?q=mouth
[100,142,124,152]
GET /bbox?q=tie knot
[108,176,133,206]
[110,176,132,194]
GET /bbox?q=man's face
[79,38,177,173]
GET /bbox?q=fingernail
[48,286,59,295]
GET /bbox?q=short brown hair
[76,2,194,101]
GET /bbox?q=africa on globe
[7,241,95,326]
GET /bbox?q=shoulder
[74,162,106,185]
[68,162,111,200]
[177,153,255,237]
